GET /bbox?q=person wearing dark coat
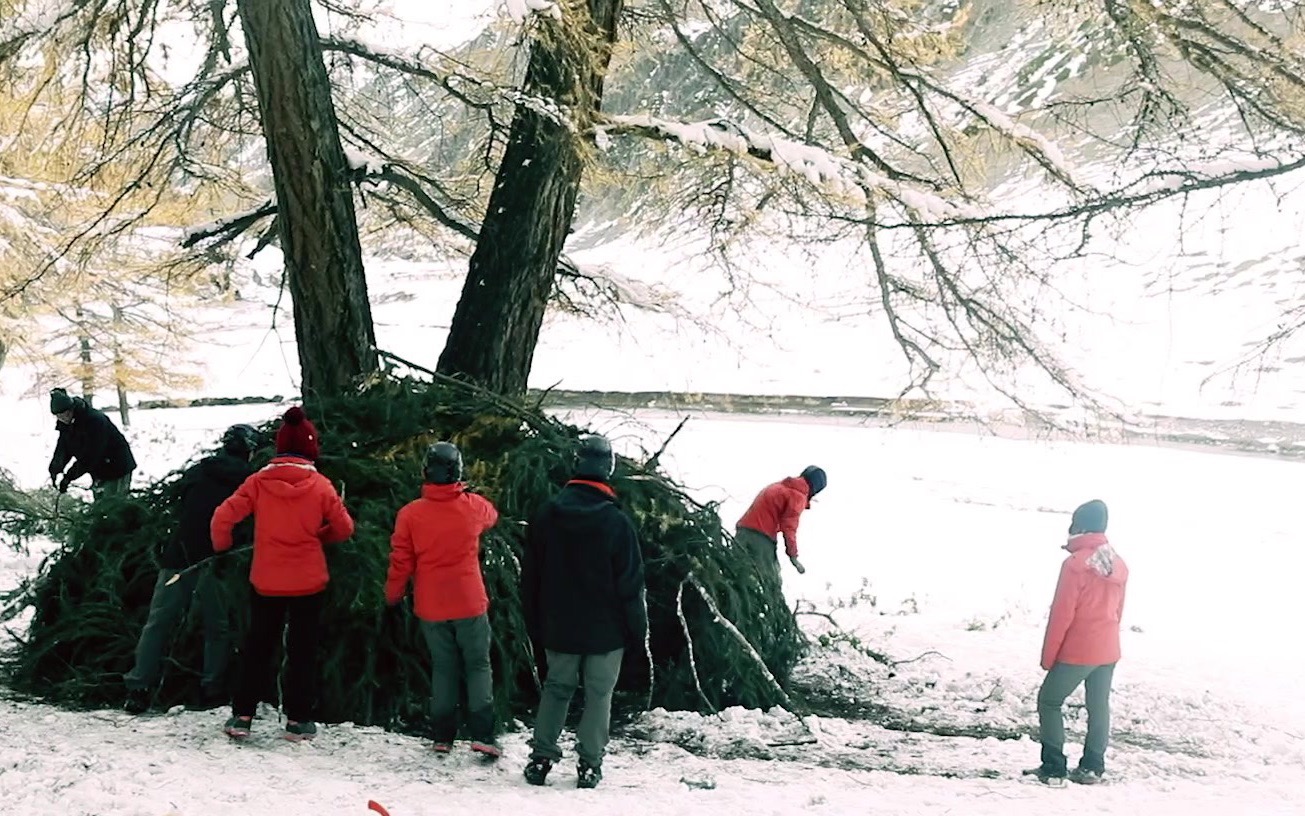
[47,387,137,499]
[520,434,647,790]
[123,425,258,714]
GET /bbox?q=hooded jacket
[736,476,812,558]
[210,455,354,596]
[160,452,255,570]
[1041,532,1130,670]
[385,482,500,622]
[521,480,647,655]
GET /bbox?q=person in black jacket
[47,387,137,499]
[123,424,258,714]
[521,434,647,790]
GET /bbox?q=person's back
[1046,536,1129,668]
[394,483,497,620]
[164,451,255,570]
[528,480,642,654]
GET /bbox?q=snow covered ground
[2,401,1303,815]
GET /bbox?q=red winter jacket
[736,476,811,558]
[1041,533,1129,670]
[211,456,354,597]
[385,483,500,622]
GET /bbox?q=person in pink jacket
[1027,499,1128,786]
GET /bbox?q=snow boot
[576,761,602,789]
[1069,767,1105,785]
[432,742,453,754]
[470,740,502,759]
[123,687,150,715]
[523,758,553,786]
[284,721,317,741]
[224,715,253,738]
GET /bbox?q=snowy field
[2,399,1304,815]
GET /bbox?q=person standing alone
[1027,499,1129,786]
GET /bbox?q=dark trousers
[125,566,229,692]
[420,614,495,743]
[231,589,324,722]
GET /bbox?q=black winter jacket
[48,399,136,484]
[159,453,254,569]
[521,480,648,655]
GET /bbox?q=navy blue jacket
[521,480,647,655]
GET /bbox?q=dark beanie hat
[1069,499,1108,535]
[800,465,827,497]
[275,406,320,461]
[50,388,74,414]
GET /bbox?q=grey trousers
[1038,662,1116,773]
[420,614,495,743]
[125,566,230,692]
[736,526,780,584]
[529,648,624,769]
[92,472,132,500]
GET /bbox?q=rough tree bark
[436,0,624,396]
[235,0,377,397]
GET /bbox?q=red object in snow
[367,801,392,816]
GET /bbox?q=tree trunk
[75,306,94,407]
[111,304,129,427]
[235,0,378,398]
[436,0,624,396]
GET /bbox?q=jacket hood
[257,457,322,499]
[780,476,812,507]
[1065,532,1123,580]
[200,453,253,486]
[421,482,468,501]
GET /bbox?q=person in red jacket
[385,442,500,757]
[1026,499,1129,786]
[210,406,354,742]
[735,465,826,582]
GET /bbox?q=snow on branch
[0,0,82,62]
[601,113,985,222]
[504,0,563,24]
[320,36,571,129]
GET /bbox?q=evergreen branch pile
[1,376,805,731]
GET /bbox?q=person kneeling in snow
[385,441,501,757]
[520,434,647,790]
[1027,499,1129,786]
[211,406,354,741]
[123,424,258,714]
[735,465,826,581]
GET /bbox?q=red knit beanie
[275,406,320,461]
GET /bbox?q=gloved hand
[49,471,59,489]
[789,555,806,575]
[57,474,72,494]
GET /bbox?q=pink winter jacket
[1040,533,1129,671]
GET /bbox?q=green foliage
[1,376,805,732]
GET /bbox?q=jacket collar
[567,479,616,498]
[1065,532,1109,552]
[421,482,467,500]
